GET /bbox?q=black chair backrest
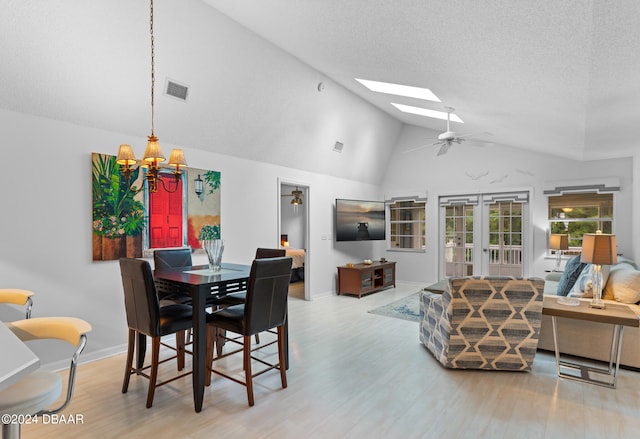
[245,257,292,334]
[255,248,286,259]
[119,258,161,337]
[154,248,192,270]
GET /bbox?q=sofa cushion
[556,255,587,296]
[567,264,610,298]
[603,264,640,304]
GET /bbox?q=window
[388,200,426,251]
[548,192,613,253]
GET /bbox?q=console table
[542,295,639,388]
[337,261,396,298]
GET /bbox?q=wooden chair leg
[255,333,260,344]
[136,332,147,369]
[277,325,288,389]
[206,325,214,387]
[176,331,185,371]
[244,335,254,406]
[215,328,224,357]
[146,337,161,408]
[122,329,136,393]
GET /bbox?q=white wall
[380,124,635,285]
[0,108,382,366]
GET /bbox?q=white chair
[0,289,34,319]
[0,317,91,439]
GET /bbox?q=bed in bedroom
[285,248,305,282]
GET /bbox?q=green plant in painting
[198,224,220,240]
[92,154,146,237]
[203,171,220,194]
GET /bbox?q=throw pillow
[567,264,610,298]
[603,265,640,304]
[556,255,587,296]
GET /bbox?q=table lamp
[580,233,617,309]
[549,234,569,271]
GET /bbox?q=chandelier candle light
[580,233,617,309]
[116,0,187,193]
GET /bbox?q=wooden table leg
[192,285,207,412]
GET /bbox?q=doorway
[278,179,310,300]
[439,191,530,278]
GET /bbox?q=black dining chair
[119,258,194,408]
[153,248,193,306]
[216,248,287,306]
[205,256,292,406]
[213,248,287,351]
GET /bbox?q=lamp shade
[549,234,569,250]
[116,144,137,166]
[142,135,166,163]
[580,234,617,265]
[167,148,187,168]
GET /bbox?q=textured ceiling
[204,0,640,160]
[2,0,638,176]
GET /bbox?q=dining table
[0,319,40,392]
[153,262,290,413]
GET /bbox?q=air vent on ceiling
[165,79,189,102]
[333,141,344,153]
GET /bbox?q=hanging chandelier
[116,0,186,193]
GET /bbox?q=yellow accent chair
[0,289,34,319]
[0,317,91,439]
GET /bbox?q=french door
[439,192,529,278]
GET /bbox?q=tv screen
[335,199,386,241]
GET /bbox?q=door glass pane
[488,201,522,276]
[444,204,474,277]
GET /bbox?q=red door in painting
[149,174,183,248]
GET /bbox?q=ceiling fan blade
[467,140,495,147]
[437,143,452,156]
[456,130,493,139]
[403,140,441,153]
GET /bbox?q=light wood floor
[23,283,640,438]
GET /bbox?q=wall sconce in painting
[194,174,204,197]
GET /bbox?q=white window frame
[544,178,619,257]
[386,195,427,253]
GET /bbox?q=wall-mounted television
[335,199,386,242]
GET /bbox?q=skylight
[355,78,441,102]
[391,103,464,123]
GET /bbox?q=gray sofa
[538,258,640,369]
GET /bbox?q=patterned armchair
[420,276,545,370]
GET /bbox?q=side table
[542,296,639,388]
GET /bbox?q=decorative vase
[202,239,224,272]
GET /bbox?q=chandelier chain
[150,0,155,136]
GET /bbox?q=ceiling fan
[404,107,491,156]
[282,186,303,205]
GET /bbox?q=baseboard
[42,343,128,372]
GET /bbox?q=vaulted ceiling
[204,0,640,160]
[2,0,638,181]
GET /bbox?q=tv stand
[337,261,396,298]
